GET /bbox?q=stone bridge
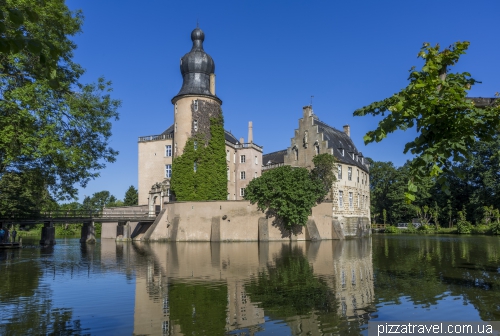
[0,205,157,245]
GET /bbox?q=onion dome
[173,27,220,103]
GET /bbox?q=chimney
[343,125,350,137]
[239,137,244,144]
[248,121,253,143]
[209,73,216,95]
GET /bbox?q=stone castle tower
[138,27,263,206]
[171,27,222,157]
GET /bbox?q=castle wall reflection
[99,239,374,335]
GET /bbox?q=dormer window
[193,119,198,132]
[193,100,198,111]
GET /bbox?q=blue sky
[66,0,500,201]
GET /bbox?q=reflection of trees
[246,245,335,318]
[169,282,228,335]
[373,236,500,320]
[0,250,88,335]
[245,244,364,335]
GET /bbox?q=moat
[1,235,499,335]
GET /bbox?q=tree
[0,1,120,201]
[123,185,138,206]
[245,154,334,230]
[310,153,336,202]
[81,191,118,210]
[354,42,500,201]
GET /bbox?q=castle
[136,27,371,238]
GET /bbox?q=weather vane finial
[310,95,314,106]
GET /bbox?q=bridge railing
[371,224,387,229]
[0,209,155,220]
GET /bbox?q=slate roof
[313,119,369,172]
[468,97,498,107]
[261,118,370,172]
[263,149,287,165]
[161,124,239,144]
[161,124,174,136]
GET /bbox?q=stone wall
[142,200,370,241]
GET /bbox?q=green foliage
[310,153,336,202]
[0,0,120,201]
[245,245,335,319]
[354,42,500,202]
[171,114,226,201]
[82,191,119,210]
[471,225,489,235]
[456,207,472,234]
[123,185,138,206]
[0,170,57,216]
[369,160,432,224]
[245,165,325,229]
[417,224,436,234]
[406,222,417,233]
[169,282,227,335]
[384,225,400,233]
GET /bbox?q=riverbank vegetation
[7,187,137,238]
[370,137,500,235]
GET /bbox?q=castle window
[193,119,198,132]
[194,141,197,150]
[357,169,359,183]
[315,144,320,155]
[348,167,352,181]
[193,99,198,111]
[361,194,364,208]
[227,167,230,181]
[175,103,178,114]
[294,147,298,160]
[165,164,172,178]
[174,142,177,153]
[339,190,343,207]
[254,172,257,178]
[255,156,258,165]
[226,150,230,161]
[240,188,245,197]
[175,123,177,133]
[240,171,246,180]
[349,192,353,208]
[194,162,197,172]
[338,164,342,180]
[357,193,360,208]
[240,155,246,163]
[165,145,172,157]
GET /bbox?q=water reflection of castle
[101,239,374,335]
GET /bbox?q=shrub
[406,223,417,233]
[490,222,500,235]
[471,225,489,235]
[384,226,400,233]
[417,224,436,234]
[456,207,472,234]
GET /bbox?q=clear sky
[66,0,500,202]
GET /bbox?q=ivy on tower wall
[171,100,227,201]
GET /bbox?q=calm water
[0,235,499,335]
